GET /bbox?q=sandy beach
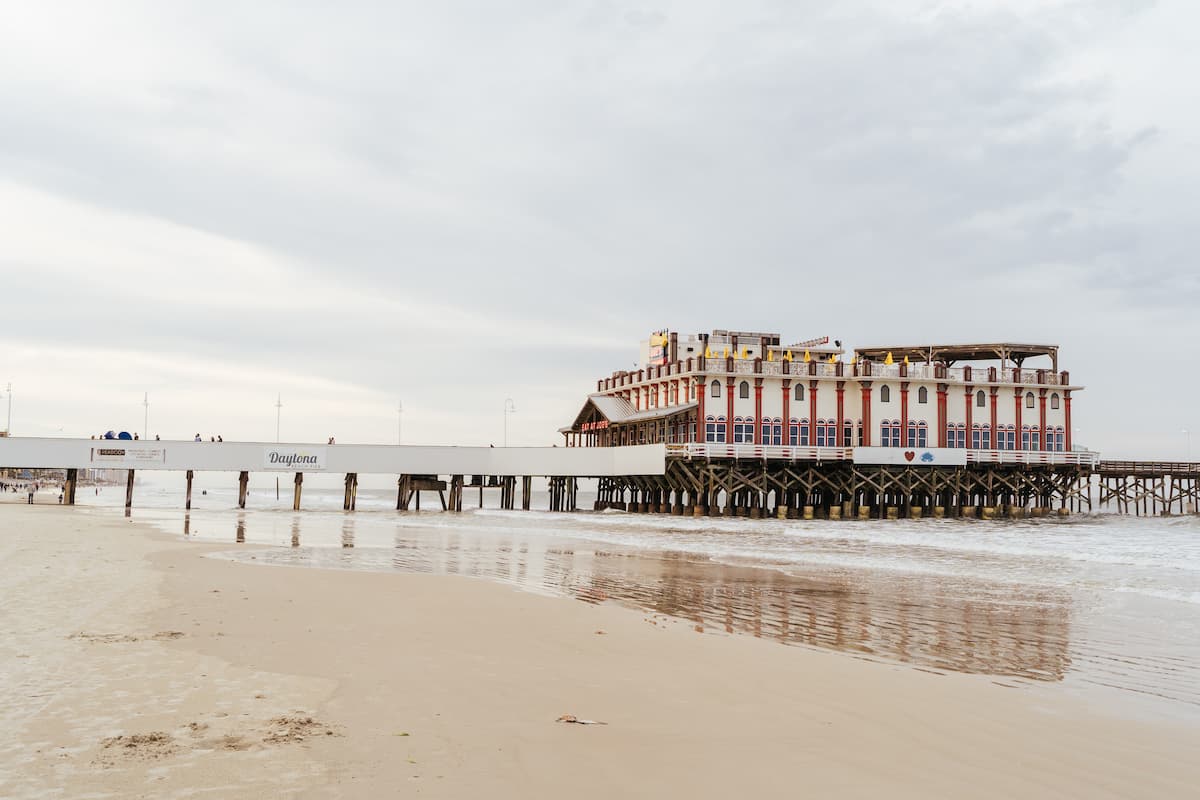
[2,504,1199,798]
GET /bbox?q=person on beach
[194,434,202,442]
[27,488,34,504]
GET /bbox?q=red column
[1064,391,1072,451]
[809,381,818,445]
[1039,389,1048,451]
[1014,388,1023,449]
[781,380,791,442]
[860,383,872,446]
[753,380,763,444]
[900,382,910,447]
[836,382,846,446]
[726,377,735,442]
[936,385,948,447]
[990,388,998,449]
[964,387,973,446]
[695,377,705,443]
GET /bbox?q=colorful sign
[263,446,328,471]
[852,447,968,466]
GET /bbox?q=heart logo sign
[903,451,916,462]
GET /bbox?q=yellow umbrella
[884,352,894,365]
[828,354,837,363]
[803,350,811,362]
[740,347,749,360]
[903,355,910,365]
[767,350,774,362]
[704,345,713,358]
[722,347,729,359]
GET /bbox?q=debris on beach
[263,714,339,744]
[594,629,607,635]
[556,714,608,725]
[94,731,179,766]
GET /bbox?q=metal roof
[853,343,1059,369]
[567,394,697,430]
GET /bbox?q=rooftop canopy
[853,343,1059,370]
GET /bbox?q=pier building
[564,329,1077,458]
[563,328,1123,518]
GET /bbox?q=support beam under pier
[125,469,135,515]
[293,472,303,511]
[238,471,249,509]
[185,470,193,510]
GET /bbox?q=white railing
[667,443,1100,467]
[966,449,1099,467]
[667,443,852,461]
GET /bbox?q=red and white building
[563,329,1086,465]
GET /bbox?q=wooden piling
[238,471,249,509]
[64,468,77,505]
[125,469,135,513]
[185,470,194,510]
[293,472,303,511]
[343,472,358,511]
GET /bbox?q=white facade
[575,330,1081,455]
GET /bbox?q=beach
[1,501,1198,798]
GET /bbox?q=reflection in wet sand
[243,521,1071,683]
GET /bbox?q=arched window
[705,415,727,443]
[792,418,811,446]
[906,419,928,448]
[844,419,854,447]
[739,381,750,399]
[710,380,721,398]
[761,417,782,446]
[917,386,928,404]
[1054,426,1065,451]
[947,422,966,448]
[971,423,992,449]
[1025,391,1035,409]
[817,418,839,447]
[1003,424,1017,450]
[880,419,901,448]
[1021,425,1041,451]
[880,385,891,403]
[733,416,755,443]
[1050,392,1060,410]
[976,390,986,408]
[794,383,804,402]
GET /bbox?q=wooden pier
[3,437,1197,517]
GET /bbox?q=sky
[0,0,1196,459]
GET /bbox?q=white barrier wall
[0,438,667,477]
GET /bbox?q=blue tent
[117,431,133,440]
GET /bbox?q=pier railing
[668,443,1099,467]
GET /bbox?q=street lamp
[143,392,149,440]
[398,400,404,445]
[275,394,283,443]
[503,398,516,447]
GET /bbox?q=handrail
[667,442,1100,467]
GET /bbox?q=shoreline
[2,505,1199,798]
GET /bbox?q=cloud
[0,1,1195,453]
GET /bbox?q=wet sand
[2,504,1199,798]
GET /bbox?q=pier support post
[343,473,358,511]
[64,468,77,505]
[185,470,194,510]
[125,469,135,514]
[397,475,410,510]
[293,472,303,511]
[522,476,531,510]
[238,471,249,509]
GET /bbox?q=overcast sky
[1,0,1196,458]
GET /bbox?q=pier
[0,438,664,513]
[2,437,1196,517]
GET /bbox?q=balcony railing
[667,443,1099,467]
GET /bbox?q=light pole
[398,400,404,445]
[3,382,10,436]
[275,393,283,501]
[143,392,149,440]
[503,398,516,447]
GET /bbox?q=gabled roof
[564,393,697,432]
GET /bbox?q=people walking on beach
[217,435,223,442]
[194,434,202,442]
[27,487,34,504]
[328,436,336,444]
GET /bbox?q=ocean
[74,470,1200,721]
